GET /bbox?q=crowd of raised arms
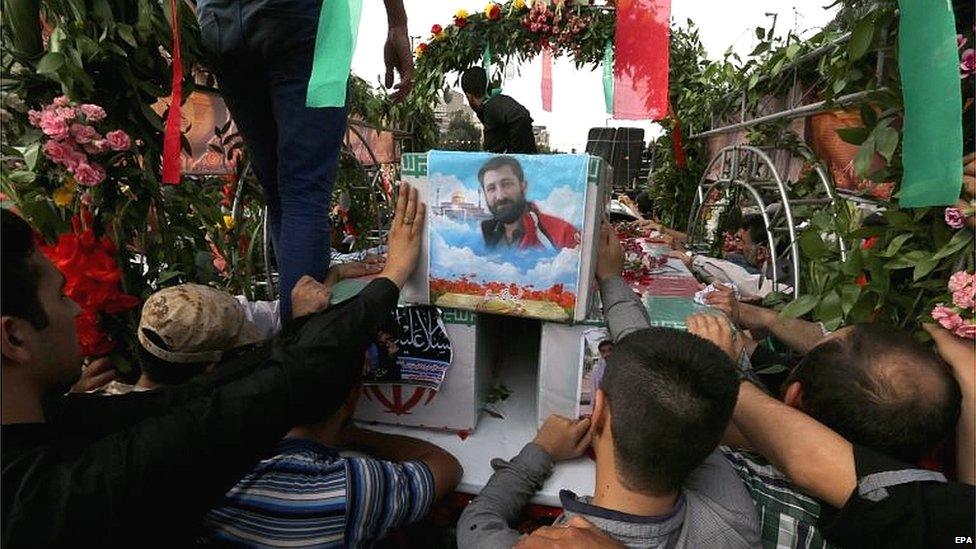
[1,181,974,548]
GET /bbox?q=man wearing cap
[1,184,428,545]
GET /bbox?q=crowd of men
[2,182,974,547]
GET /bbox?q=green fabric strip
[306,0,364,108]
[897,0,962,207]
[603,38,614,114]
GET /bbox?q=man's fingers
[573,417,591,438]
[86,368,119,389]
[394,183,407,223]
[403,184,418,225]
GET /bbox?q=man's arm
[732,382,856,508]
[340,425,462,500]
[458,415,591,549]
[595,220,651,340]
[924,323,975,484]
[705,284,826,354]
[382,0,413,102]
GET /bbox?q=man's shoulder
[680,451,762,547]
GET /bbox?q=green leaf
[913,257,939,281]
[755,27,765,40]
[36,52,65,75]
[780,294,819,318]
[880,233,912,257]
[799,230,826,259]
[118,25,138,48]
[838,284,860,315]
[8,171,36,184]
[755,364,789,375]
[853,137,875,177]
[786,43,801,59]
[93,0,113,23]
[816,290,844,328]
[932,230,974,260]
[22,143,40,171]
[884,250,930,269]
[837,127,869,145]
[874,126,899,161]
[848,18,875,61]
[859,104,878,128]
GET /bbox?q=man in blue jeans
[196,0,413,319]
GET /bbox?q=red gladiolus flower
[431,24,443,35]
[454,15,468,28]
[861,236,878,250]
[855,273,869,287]
[486,3,502,20]
[40,215,141,356]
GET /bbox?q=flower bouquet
[931,271,976,339]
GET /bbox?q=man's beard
[489,196,526,224]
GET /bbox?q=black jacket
[475,94,538,154]
[1,278,399,547]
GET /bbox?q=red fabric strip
[670,101,687,169]
[161,0,183,185]
[541,46,553,112]
[613,0,670,120]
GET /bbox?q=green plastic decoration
[306,0,364,108]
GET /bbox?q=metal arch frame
[685,145,802,295]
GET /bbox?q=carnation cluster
[931,271,976,339]
[27,96,131,190]
[521,1,591,52]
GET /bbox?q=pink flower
[70,123,100,144]
[931,304,964,330]
[948,271,973,293]
[43,140,73,165]
[73,162,106,186]
[954,321,976,339]
[52,95,70,107]
[39,110,69,140]
[64,150,87,172]
[56,107,76,121]
[105,129,131,151]
[80,191,93,207]
[945,207,966,228]
[83,140,110,155]
[27,109,42,126]
[79,104,106,122]
[962,49,976,79]
[952,289,975,310]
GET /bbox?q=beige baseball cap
[137,283,265,364]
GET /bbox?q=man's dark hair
[739,214,770,248]
[461,66,488,97]
[477,156,525,187]
[635,191,654,217]
[600,327,738,493]
[137,329,211,386]
[789,323,962,463]
[598,340,613,351]
[2,209,48,329]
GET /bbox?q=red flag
[161,0,183,185]
[541,46,553,112]
[613,0,670,120]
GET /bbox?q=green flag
[306,0,364,108]
[897,0,962,207]
[603,38,614,114]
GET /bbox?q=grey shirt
[456,276,761,549]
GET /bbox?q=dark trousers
[197,0,348,320]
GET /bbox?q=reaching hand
[665,249,692,269]
[384,25,414,102]
[637,218,663,232]
[70,357,119,393]
[705,283,741,326]
[686,313,742,361]
[291,275,334,319]
[382,183,425,288]
[515,516,624,549]
[595,218,624,281]
[532,414,592,462]
[923,323,975,391]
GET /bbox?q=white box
[354,308,490,432]
[536,320,608,425]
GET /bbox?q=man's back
[203,438,436,548]
[554,452,760,549]
[476,94,538,154]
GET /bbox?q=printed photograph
[427,151,588,321]
[578,328,612,418]
[363,307,453,391]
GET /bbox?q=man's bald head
[787,323,961,463]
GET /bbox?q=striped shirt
[202,438,435,548]
[721,447,835,549]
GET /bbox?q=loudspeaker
[585,127,644,190]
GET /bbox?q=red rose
[431,24,443,34]
[487,4,502,20]
[855,273,869,287]
[454,16,468,28]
